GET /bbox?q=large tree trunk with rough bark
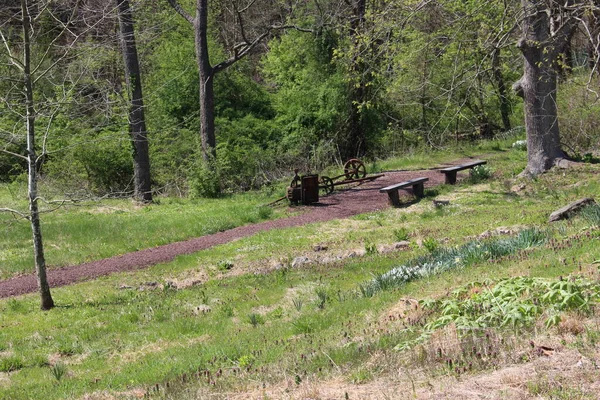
[513,0,574,176]
[21,0,54,310]
[195,0,216,162]
[116,0,152,203]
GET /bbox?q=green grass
[0,191,283,279]
[1,143,600,399]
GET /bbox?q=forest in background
[1,0,600,199]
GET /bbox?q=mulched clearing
[0,162,470,298]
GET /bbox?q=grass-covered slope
[1,140,600,399]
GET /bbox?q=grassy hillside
[1,140,600,399]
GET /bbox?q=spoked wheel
[343,158,367,180]
[290,176,301,188]
[319,176,335,195]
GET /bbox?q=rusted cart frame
[284,159,384,205]
[318,173,385,195]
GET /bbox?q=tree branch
[0,30,24,71]
[1,148,27,160]
[165,0,195,25]
[0,208,28,219]
[213,30,271,73]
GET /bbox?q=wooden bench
[380,177,428,207]
[439,160,487,184]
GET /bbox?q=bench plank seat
[439,160,486,184]
[380,177,428,207]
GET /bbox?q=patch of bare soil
[0,160,477,298]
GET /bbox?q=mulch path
[0,162,471,298]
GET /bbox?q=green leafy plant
[315,288,329,310]
[469,165,493,183]
[395,276,599,351]
[247,313,264,327]
[422,237,438,253]
[393,227,410,241]
[217,260,234,271]
[359,228,549,297]
[237,354,254,368]
[50,362,67,382]
[365,242,377,255]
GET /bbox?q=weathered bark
[513,0,576,176]
[21,0,54,310]
[116,0,152,202]
[194,0,216,161]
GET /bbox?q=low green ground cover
[0,191,281,279]
[1,141,600,399]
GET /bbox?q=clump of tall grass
[359,228,548,297]
[581,203,600,227]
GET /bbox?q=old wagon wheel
[343,158,367,180]
[319,176,334,195]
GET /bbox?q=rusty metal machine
[285,159,384,205]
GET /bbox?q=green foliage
[396,276,600,351]
[262,30,348,162]
[364,242,377,255]
[314,288,329,310]
[393,227,410,241]
[360,228,549,297]
[50,362,67,382]
[247,313,264,327]
[558,74,600,154]
[469,165,493,183]
[580,204,600,227]
[189,159,221,198]
[217,260,234,271]
[422,237,438,253]
[0,356,24,372]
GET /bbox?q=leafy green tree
[165,0,285,165]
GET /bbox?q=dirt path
[0,165,463,298]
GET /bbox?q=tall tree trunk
[166,0,273,165]
[513,0,568,176]
[21,0,54,310]
[345,0,367,160]
[116,0,152,203]
[195,0,216,162]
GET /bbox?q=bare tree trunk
[166,0,273,164]
[21,0,54,310]
[116,0,152,202]
[513,0,571,176]
[195,0,216,162]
